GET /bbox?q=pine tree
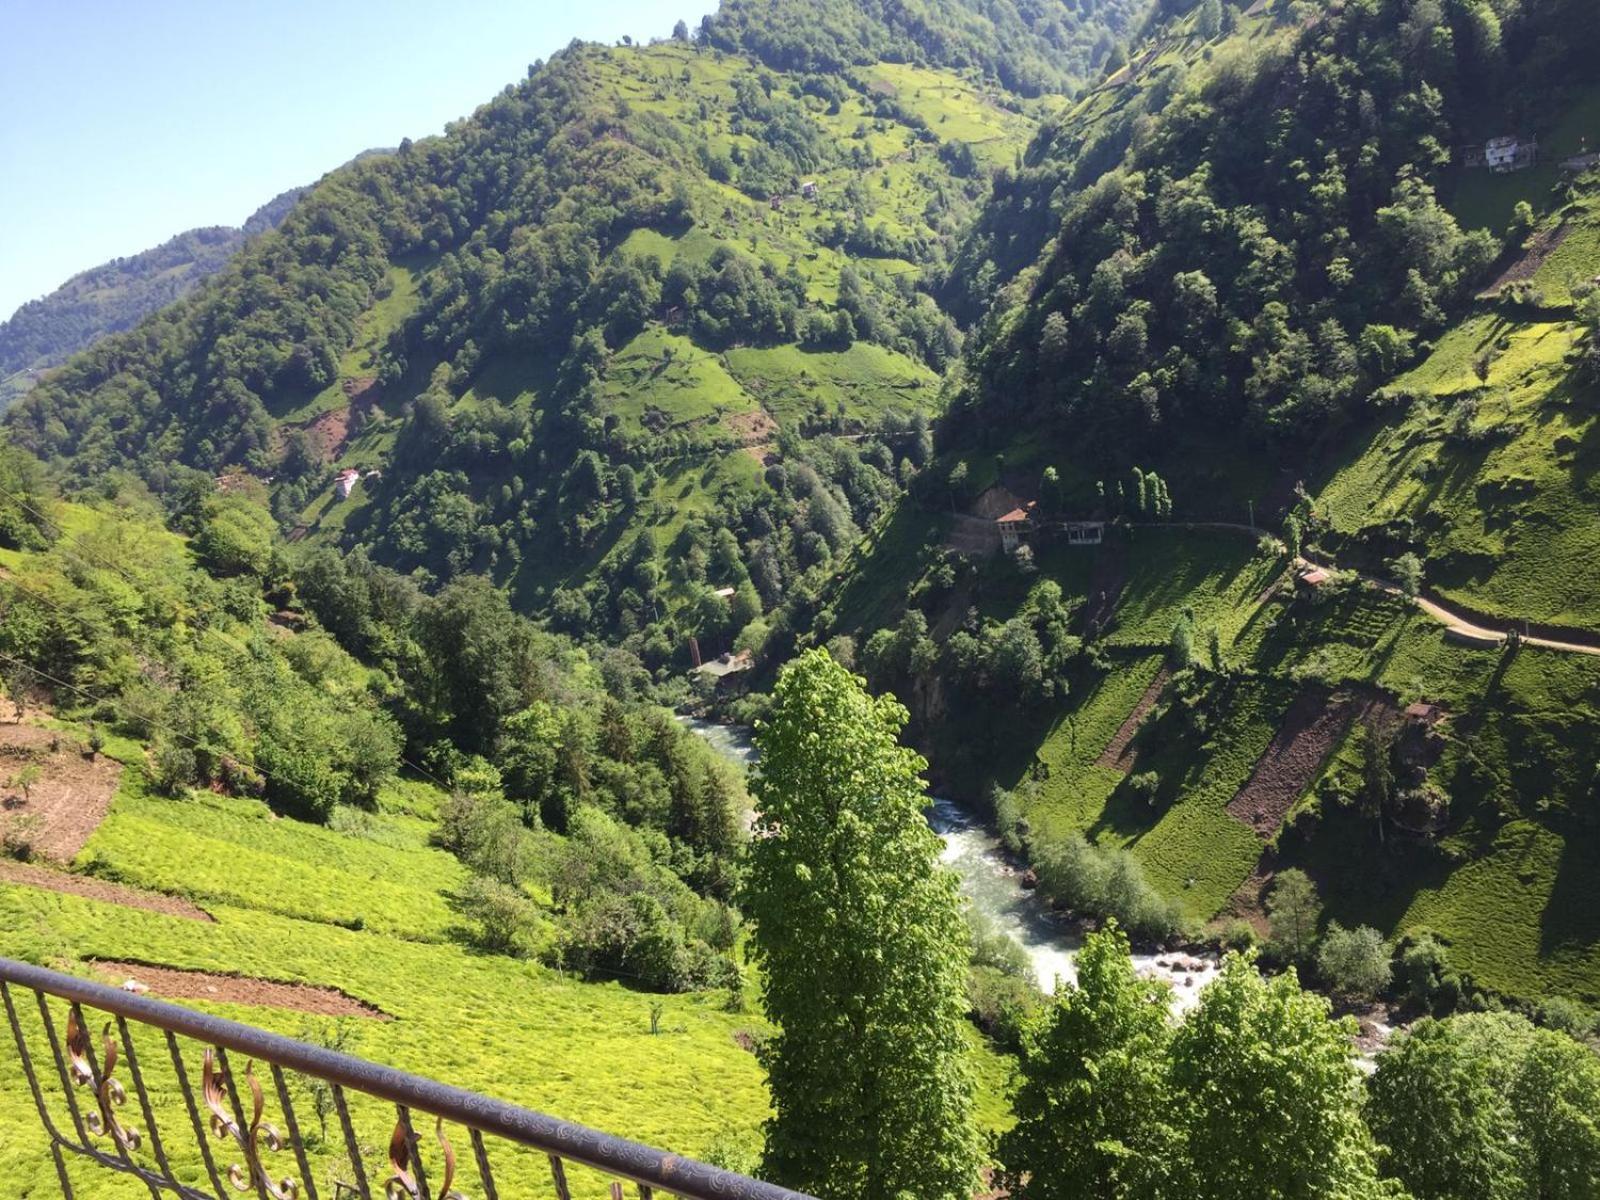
[745,650,981,1200]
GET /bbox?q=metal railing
[0,957,810,1200]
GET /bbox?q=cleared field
[724,341,938,427]
[0,763,771,1200]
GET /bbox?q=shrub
[459,875,549,958]
[559,891,734,992]
[149,738,199,796]
[1128,771,1161,806]
[1218,918,1260,952]
[1395,934,1461,1014]
[1316,923,1392,999]
[256,731,347,822]
[1536,996,1597,1039]
[1033,834,1179,941]
[703,1131,761,1177]
[1266,869,1321,963]
[991,784,1024,854]
[2,814,40,861]
[435,789,531,884]
[1390,552,1424,598]
[968,912,1034,980]
[968,965,1044,1052]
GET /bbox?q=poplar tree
[745,649,980,1200]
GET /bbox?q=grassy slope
[0,505,1017,1195]
[830,302,1600,1004]
[0,751,1018,1198]
[457,40,1037,614]
[0,761,769,1200]
[1319,310,1599,627]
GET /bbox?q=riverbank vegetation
[999,923,1600,1200]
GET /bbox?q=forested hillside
[8,0,1600,1196]
[0,185,306,410]
[3,16,1107,676]
[826,0,1600,1008]
[700,0,1149,95]
[0,449,783,1191]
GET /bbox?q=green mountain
[0,185,306,409]
[826,0,1600,1005]
[700,0,1151,94]
[7,0,1600,1018]
[10,0,1600,1194]
[4,18,1102,670]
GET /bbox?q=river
[684,717,1219,1007]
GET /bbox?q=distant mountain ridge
[0,186,306,409]
[702,0,1149,95]
[0,152,391,410]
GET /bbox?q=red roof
[998,508,1031,524]
[1298,566,1330,586]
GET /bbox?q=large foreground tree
[745,649,980,1200]
[1171,955,1395,1200]
[1366,1012,1600,1200]
[998,922,1181,1200]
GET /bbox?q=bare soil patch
[0,723,123,861]
[305,404,353,461]
[1095,668,1172,773]
[1481,222,1573,295]
[0,861,212,921]
[1083,541,1128,635]
[1225,689,1384,837]
[944,514,1000,557]
[971,485,1026,521]
[725,408,778,446]
[89,960,388,1019]
[1220,854,1276,934]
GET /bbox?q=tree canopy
[745,648,980,1200]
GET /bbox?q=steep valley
[5,0,1600,1194]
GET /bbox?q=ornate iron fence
[0,957,810,1200]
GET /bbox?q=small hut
[997,504,1036,552]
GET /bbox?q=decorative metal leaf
[436,1117,464,1200]
[384,1116,466,1200]
[63,1007,141,1152]
[203,1049,237,1138]
[65,1007,94,1085]
[386,1119,418,1200]
[204,1052,297,1199]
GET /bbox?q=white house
[1484,135,1536,172]
[1062,520,1106,546]
[335,469,362,500]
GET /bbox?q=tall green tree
[1171,954,1393,1200]
[1268,868,1322,962]
[998,923,1181,1200]
[1367,1012,1600,1200]
[745,649,980,1200]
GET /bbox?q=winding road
[1293,554,1600,658]
[1066,518,1600,657]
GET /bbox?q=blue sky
[0,0,698,320]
